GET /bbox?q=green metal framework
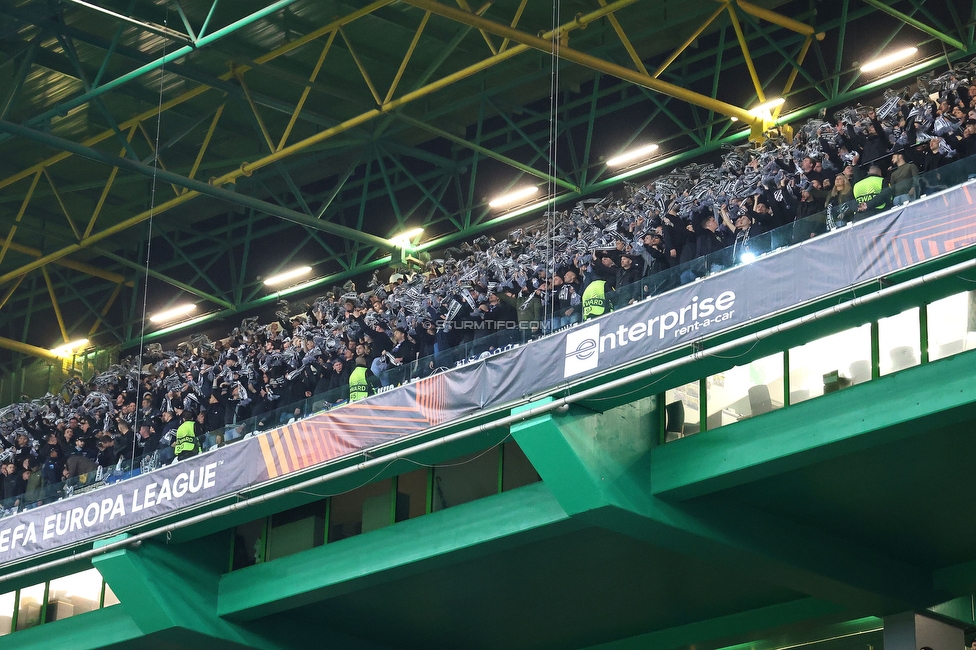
[0,0,973,378]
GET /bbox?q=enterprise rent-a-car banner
[2,183,976,564]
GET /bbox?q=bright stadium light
[861,47,918,73]
[390,227,424,248]
[263,266,312,287]
[50,338,89,357]
[489,186,539,208]
[606,143,659,167]
[749,97,786,114]
[149,303,196,323]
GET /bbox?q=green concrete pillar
[883,612,965,650]
[92,531,284,649]
[510,396,657,520]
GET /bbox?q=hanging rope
[544,0,562,329]
[131,10,168,465]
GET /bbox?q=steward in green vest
[173,412,199,460]
[853,165,886,214]
[348,357,373,402]
[582,280,612,321]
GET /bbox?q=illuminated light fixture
[263,266,312,287]
[730,117,739,122]
[489,186,539,208]
[149,303,196,323]
[606,143,660,167]
[740,251,757,264]
[861,47,918,73]
[389,227,424,248]
[749,97,786,114]
[51,338,89,357]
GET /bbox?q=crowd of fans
[3,62,976,512]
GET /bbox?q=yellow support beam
[499,0,528,54]
[733,0,825,39]
[0,335,60,361]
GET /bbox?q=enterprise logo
[562,290,737,379]
[564,324,601,377]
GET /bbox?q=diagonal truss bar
[62,0,195,46]
[401,0,762,124]
[339,26,383,105]
[84,124,138,238]
[0,274,26,311]
[724,1,766,102]
[234,70,276,153]
[89,282,124,337]
[93,247,234,310]
[43,169,82,240]
[498,0,528,53]
[187,104,225,185]
[456,0,497,55]
[652,6,726,78]
[279,30,337,150]
[41,267,70,343]
[0,171,41,267]
[598,0,649,75]
[862,0,966,50]
[384,12,430,104]
[395,113,579,191]
[0,36,40,121]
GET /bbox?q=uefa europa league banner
[1,184,975,565]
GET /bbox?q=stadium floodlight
[263,266,312,287]
[390,227,424,248]
[749,97,786,114]
[149,303,196,323]
[861,47,917,73]
[489,186,539,208]
[50,338,89,357]
[606,144,659,167]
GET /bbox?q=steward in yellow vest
[173,412,199,460]
[348,357,374,401]
[582,280,612,320]
[854,165,887,215]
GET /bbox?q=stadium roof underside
[0,0,973,366]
